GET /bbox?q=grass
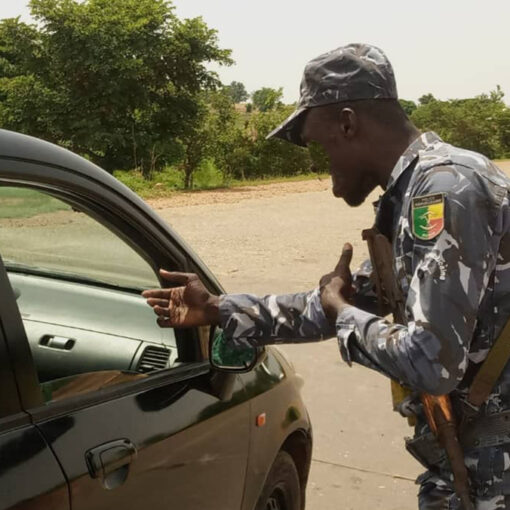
[230,172,329,188]
[0,187,69,219]
[114,163,330,199]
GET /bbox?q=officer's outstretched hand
[319,243,354,324]
[142,269,220,328]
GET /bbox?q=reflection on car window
[0,186,158,289]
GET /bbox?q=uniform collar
[385,131,442,192]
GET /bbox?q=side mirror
[209,328,265,373]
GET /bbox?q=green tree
[411,87,510,159]
[225,81,248,103]
[418,93,436,105]
[251,87,283,112]
[399,99,417,116]
[0,0,232,174]
[229,105,310,179]
[179,88,241,188]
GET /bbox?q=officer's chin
[341,192,366,207]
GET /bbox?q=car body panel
[34,373,250,510]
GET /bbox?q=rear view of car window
[0,186,158,289]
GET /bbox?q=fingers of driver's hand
[142,288,171,299]
[159,269,195,286]
[157,316,172,328]
[153,304,171,317]
[335,243,353,273]
[146,298,169,308]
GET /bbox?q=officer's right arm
[219,289,336,350]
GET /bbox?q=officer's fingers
[334,243,353,274]
[159,269,194,286]
[146,298,169,309]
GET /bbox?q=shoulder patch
[412,193,445,241]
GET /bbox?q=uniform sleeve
[218,289,336,349]
[218,261,383,350]
[337,165,507,395]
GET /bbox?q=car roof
[0,128,133,198]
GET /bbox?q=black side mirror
[209,328,265,373]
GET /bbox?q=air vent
[137,345,170,373]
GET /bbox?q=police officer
[143,44,510,509]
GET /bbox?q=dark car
[0,130,312,510]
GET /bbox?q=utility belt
[406,409,510,469]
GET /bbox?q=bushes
[113,168,184,197]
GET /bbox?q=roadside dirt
[147,178,331,209]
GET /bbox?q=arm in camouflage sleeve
[219,288,336,348]
[336,164,509,395]
[218,260,381,349]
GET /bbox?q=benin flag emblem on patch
[412,193,445,240]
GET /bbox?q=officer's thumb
[335,243,353,275]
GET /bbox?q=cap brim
[265,107,308,147]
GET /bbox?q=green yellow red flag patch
[412,193,445,241]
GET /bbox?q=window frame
[0,158,219,419]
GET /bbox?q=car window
[0,185,186,404]
[0,186,158,289]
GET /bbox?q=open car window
[0,185,187,404]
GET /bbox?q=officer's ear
[338,108,358,140]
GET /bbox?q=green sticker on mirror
[211,330,256,370]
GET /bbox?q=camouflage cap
[267,43,398,146]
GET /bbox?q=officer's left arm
[336,165,508,394]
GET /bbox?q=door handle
[40,335,75,350]
[86,439,137,490]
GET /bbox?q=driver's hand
[142,269,220,328]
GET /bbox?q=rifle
[362,227,474,510]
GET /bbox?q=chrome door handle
[39,335,75,350]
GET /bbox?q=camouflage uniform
[219,132,510,509]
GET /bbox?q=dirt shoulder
[147,177,331,209]
[147,160,510,210]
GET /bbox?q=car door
[0,256,69,510]
[0,139,251,510]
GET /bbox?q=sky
[2,0,510,104]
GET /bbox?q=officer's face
[301,106,379,207]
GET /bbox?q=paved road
[157,184,422,509]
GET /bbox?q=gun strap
[467,317,510,409]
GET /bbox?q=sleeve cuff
[305,288,334,338]
[335,305,358,366]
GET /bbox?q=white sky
[3,0,510,104]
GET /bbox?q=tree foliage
[225,80,248,103]
[0,0,232,174]
[251,87,283,112]
[411,86,510,159]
